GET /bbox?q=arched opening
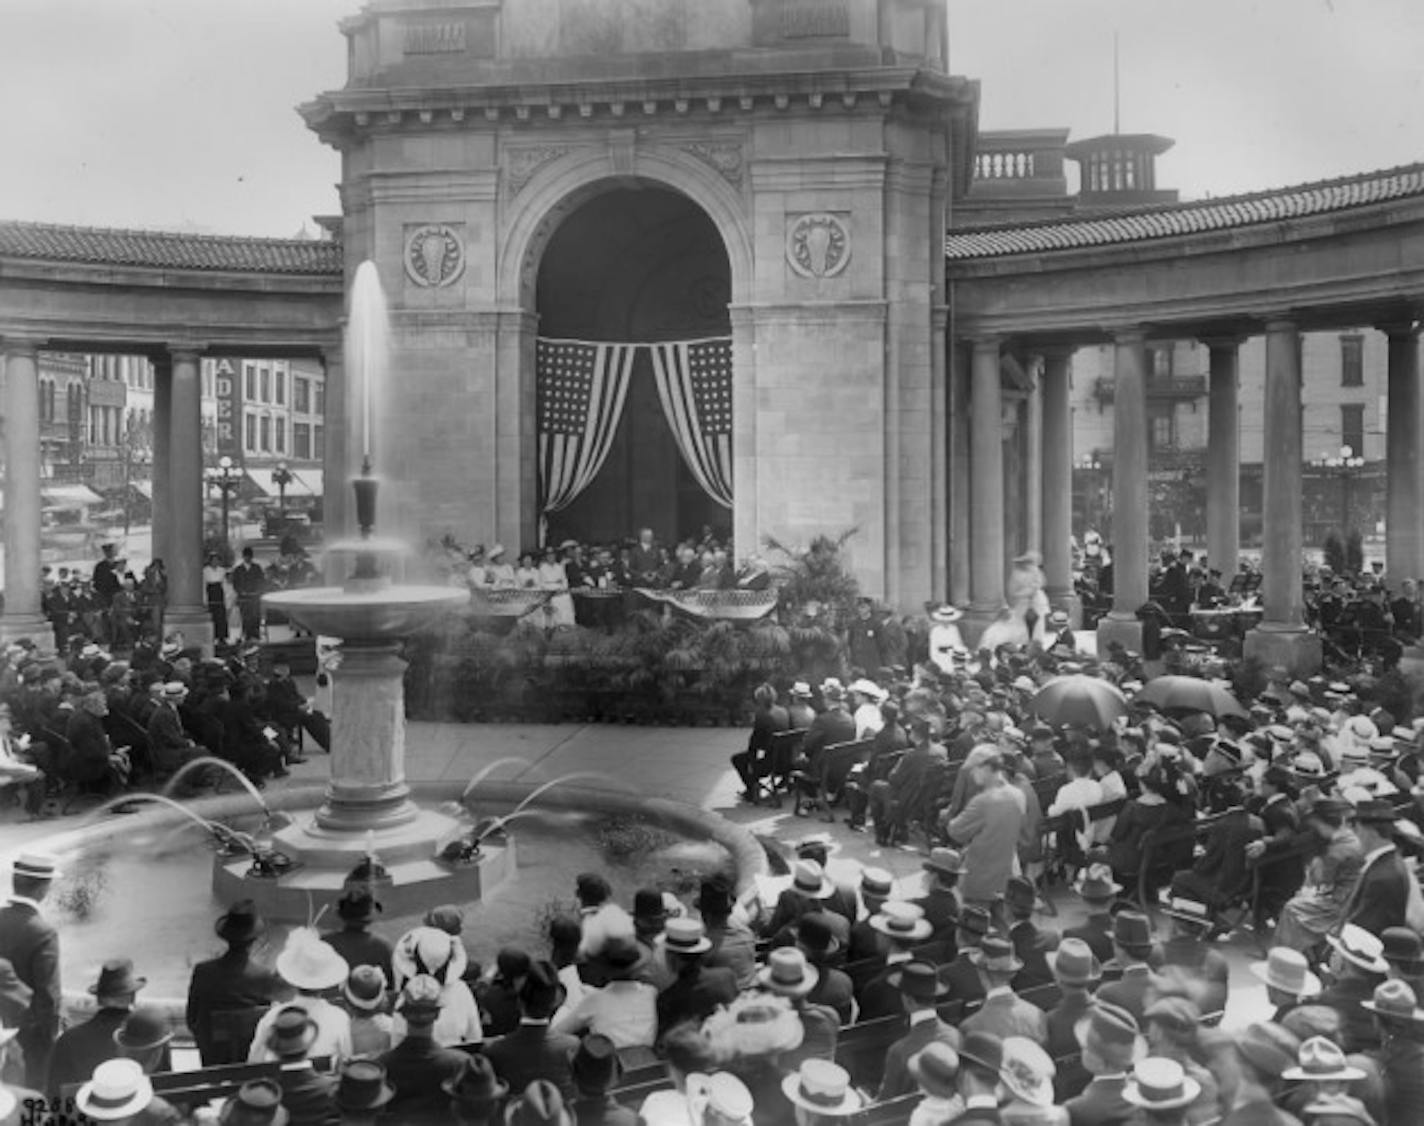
[534,182,732,547]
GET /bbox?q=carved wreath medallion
[785,212,850,278]
[404,224,465,288]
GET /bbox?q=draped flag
[649,338,734,509]
[536,338,636,521]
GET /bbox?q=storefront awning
[41,484,103,508]
[244,467,322,499]
[129,480,153,499]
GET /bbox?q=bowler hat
[794,912,841,959]
[335,1060,395,1112]
[113,1008,173,1053]
[215,900,265,944]
[570,1033,622,1095]
[958,1030,1005,1074]
[887,960,949,1002]
[1380,927,1424,973]
[443,1053,509,1106]
[219,1079,289,1126]
[696,876,735,917]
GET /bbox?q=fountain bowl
[263,584,468,640]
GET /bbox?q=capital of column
[1033,343,1077,362]
[1375,319,1421,341]
[1263,317,1299,334]
[1104,324,1149,345]
[1,334,45,360]
[969,334,1002,355]
[166,343,207,365]
[1197,333,1248,351]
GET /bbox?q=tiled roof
[946,163,1424,261]
[0,221,343,275]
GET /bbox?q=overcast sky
[2,0,1419,237]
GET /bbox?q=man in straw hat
[1249,947,1322,1024]
[1321,924,1391,1053]
[1064,1001,1145,1122]
[685,1072,755,1126]
[856,902,934,1021]
[875,960,957,1101]
[186,899,281,1066]
[847,867,897,964]
[960,936,1046,1044]
[74,1056,180,1126]
[763,859,839,943]
[47,958,162,1097]
[1121,1057,1202,1126]
[781,1058,863,1124]
[249,929,351,1063]
[655,918,737,1038]
[443,1053,509,1126]
[755,947,837,1066]
[0,852,61,1087]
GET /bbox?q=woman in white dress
[538,547,576,628]
[514,552,540,590]
[485,545,516,589]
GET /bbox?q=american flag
[536,338,635,515]
[650,338,735,508]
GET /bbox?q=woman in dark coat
[1108,761,1194,893]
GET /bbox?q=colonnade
[0,337,341,651]
[958,319,1423,674]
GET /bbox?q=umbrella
[1030,675,1128,730]
[1133,675,1247,719]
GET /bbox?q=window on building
[1149,410,1175,451]
[1341,334,1364,387]
[259,415,271,452]
[259,370,270,403]
[275,420,286,454]
[313,425,325,461]
[1152,347,1172,378]
[244,365,255,402]
[294,423,311,460]
[1341,403,1365,458]
[275,372,286,406]
[245,413,257,452]
[294,378,310,414]
[313,383,325,416]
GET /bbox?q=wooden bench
[759,728,808,806]
[62,1056,334,1111]
[848,1092,919,1124]
[794,738,876,819]
[834,1015,905,1088]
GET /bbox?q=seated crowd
[0,633,331,811]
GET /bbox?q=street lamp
[209,455,243,546]
[272,460,293,524]
[1311,443,1366,535]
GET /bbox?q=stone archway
[493,147,755,553]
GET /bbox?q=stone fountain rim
[31,779,767,1024]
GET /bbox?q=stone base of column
[1244,625,1323,678]
[165,605,215,654]
[0,614,54,652]
[1096,613,1144,657]
[1046,589,1083,630]
[959,606,1002,651]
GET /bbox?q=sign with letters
[212,357,243,463]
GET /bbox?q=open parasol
[1133,675,1247,719]
[1030,674,1128,730]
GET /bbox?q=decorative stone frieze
[683,142,745,188]
[505,146,570,195]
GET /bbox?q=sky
[1,0,1420,237]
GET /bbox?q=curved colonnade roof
[945,163,1424,261]
[1,162,1422,275]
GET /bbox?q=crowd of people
[0,631,330,812]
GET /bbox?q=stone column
[964,337,1004,641]
[165,347,213,649]
[150,354,172,573]
[1203,337,1242,578]
[947,340,971,607]
[930,307,949,601]
[1,339,54,649]
[1383,322,1423,585]
[1245,319,1321,674]
[321,341,349,548]
[1039,347,1080,623]
[1097,330,1149,654]
[1025,368,1043,556]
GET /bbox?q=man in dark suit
[379,977,469,1119]
[1344,799,1411,937]
[628,529,664,587]
[47,959,168,1098]
[911,848,964,953]
[731,683,789,803]
[1003,876,1058,990]
[791,837,859,925]
[260,661,331,753]
[186,900,282,1065]
[1156,891,1230,1015]
[796,914,855,1025]
[869,707,948,846]
[877,961,959,1101]
[938,906,991,1006]
[950,1031,1006,1125]
[856,903,934,1021]
[1095,912,1164,1024]
[1044,939,1101,1098]
[0,854,61,1088]
[483,961,580,1099]
[1065,1002,1142,1126]
[64,686,125,792]
[960,937,1047,1044]
[654,919,737,1039]
[267,1006,340,1124]
[145,681,204,777]
[320,887,394,985]
[1062,866,1120,965]
[568,1034,638,1126]
[230,547,266,642]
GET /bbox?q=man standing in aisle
[0,854,62,1088]
[230,547,267,643]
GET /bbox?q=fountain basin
[263,585,468,640]
[32,780,765,1025]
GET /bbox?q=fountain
[215,260,487,918]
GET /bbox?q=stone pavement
[0,719,1277,1028]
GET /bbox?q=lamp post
[1312,443,1366,536]
[1075,451,1104,533]
[209,455,243,547]
[272,460,293,529]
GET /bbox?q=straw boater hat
[930,604,964,624]
[663,917,713,957]
[687,1073,755,1126]
[869,901,932,943]
[789,859,834,900]
[1282,1036,1367,1082]
[859,867,894,901]
[1160,892,1213,929]
[12,852,59,881]
[781,1060,863,1117]
[1122,1057,1202,1111]
[1326,924,1390,975]
[76,1058,154,1122]
[276,928,349,992]
[757,947,820,998]
[1249,947,1321,998]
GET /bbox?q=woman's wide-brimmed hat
[930,604,964,624]
[999,1036,1055,1108]
[393,924,468,986]
[703,994,805,1059]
